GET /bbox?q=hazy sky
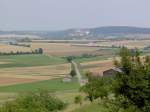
[0,0,150,31]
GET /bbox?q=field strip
[0,43,32,53]
[0,63,71,86]
[0,77,37,86]
[80,59,113,66]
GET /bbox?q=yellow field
[0,64,71,86]
[28,39,150,56]
[0,43,32,53]
[81,59,114,75]
[1,39,149,56]
[29,43,100,56]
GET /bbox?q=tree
[66,56,74,62]
[70,69,76,77]
[38,48,43,54]
[113,47,150,112]
[81,75,109,102]
[74,95,82,106]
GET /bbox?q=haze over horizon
[0,0,150,31]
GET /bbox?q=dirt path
[71,61,85,86]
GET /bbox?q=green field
[74,48,119,63]
[0,54,67,68]
[74,55,111,63]
[0,78,80,92]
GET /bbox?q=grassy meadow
[0,54,66,68]
[72,103,107,112]
[0,78,80,92]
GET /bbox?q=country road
[71,61,84,86]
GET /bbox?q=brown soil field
[0,64,71,86]
[81,59,114,75]
[0,77,37,86]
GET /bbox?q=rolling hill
[1,26,150,40]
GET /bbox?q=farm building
[103,68,123,77]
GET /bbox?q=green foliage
[73,48,150,112]
[70,69,76,77]
[0,91,66,112]
[113,47,150,112]
[72,102,107,112]
[101,97,142,112]
[66,56,74,62]
[38,48,43,54]
[74,95,82,105]
[81,75,110,102]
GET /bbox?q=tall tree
[113,47,150,111]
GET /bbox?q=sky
[0,0,150,31]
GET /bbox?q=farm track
[71,61,85,86]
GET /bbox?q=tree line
[9,42,31,47]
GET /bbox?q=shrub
[74,95,82,106]
[0,91,66,112]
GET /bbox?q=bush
[74,95,82,105]
[0,91,66,112]
[70,70,76,77]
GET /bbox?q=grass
[0,78,80,92]
[0,54,66,68]
[74,55,111,63]
[72,102,107,112]
[74,48,119,63]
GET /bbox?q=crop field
[0,78,79,92]
[29,43,101,56]
[0,42,118,87]
[80,59,114,75]
[0,43,32,53]
[0,54,66,68]
[97,39,150,49]
[1,39,149,56]
[26,40,150,57]
[0,63,71,86]
[74,55,113,63]
[0,54,70,86]
[29,42,120,57]
[0,40,149,112]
